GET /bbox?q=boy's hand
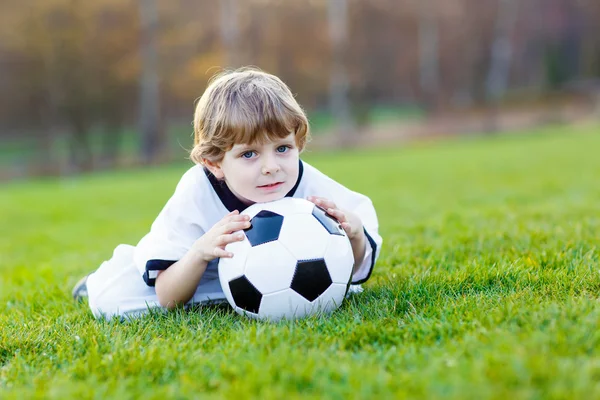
[307,196,363,241]
[192,210,251,262]
[307,196,367,275]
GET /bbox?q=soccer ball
[218,197,354,321]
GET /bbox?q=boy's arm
[155,211,250,309]
[302,162,382,285]
[349,225,367,276]
[326,203,367,276]
[308,196,376,281]
[345,198,380,284]
[154,251,209,309]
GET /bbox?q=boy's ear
[203,158,224,179]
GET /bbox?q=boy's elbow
[155,272,187,310]
[155,273,174,309]
[156,288,179,310]
[162,299,179,310]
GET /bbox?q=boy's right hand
[191,210,251,262]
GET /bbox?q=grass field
[1,123,599,399]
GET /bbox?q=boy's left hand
[307,196,363,241]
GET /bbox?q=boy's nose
[261,158,280,175]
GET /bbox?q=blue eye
[276,145,289,153]
[241,151,256,159]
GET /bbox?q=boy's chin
[248,192,287,204]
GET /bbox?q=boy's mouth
[257,182,284,189]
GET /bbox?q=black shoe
[72,275,89,301]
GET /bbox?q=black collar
[204,160,304,212]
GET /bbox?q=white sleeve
[133,167,205,286]
[347,194,382,284]
[303,164,382,284]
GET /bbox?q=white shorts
[86,244,364,320]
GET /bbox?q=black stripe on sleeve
[143,259,177,286]
[351,228,377,285]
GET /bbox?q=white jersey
[134,160,382,287]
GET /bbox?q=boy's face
[208,133,300,205]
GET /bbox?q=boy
[73,68,382,320]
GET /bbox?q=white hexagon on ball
[311,283,348,314]
[323,234,355,284]
[244,241,297,294]
[258,289,313,320]
[278,214,331,260]
[242,198,315,220]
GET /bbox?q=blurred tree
[418,0,439,111]
[138,0,163,164]
[220,0,239,68]
[485,0,519,131]
[328,0,354,143]
[93,3,139,168]
[2,14,57,174]
[46,1,96,172]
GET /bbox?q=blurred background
[1,0,599,180]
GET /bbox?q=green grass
[1,122,600,399]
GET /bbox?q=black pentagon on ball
[244,210,284,247]
[312,206,345,236]
[290,259,333,302]
[229,276,262,314]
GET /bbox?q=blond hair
[190,68,310,164]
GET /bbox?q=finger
[214,212,236,228]
[308,196,326,205]
[326,208,347,223]
[216,232,245,246]
[216,214,249,230]
[314,197,338,210]
[308,197,325,209]
[223,210,239,219]
[225,213,250,223]
[221,220,252,234]
[340,222,353,236]
[219,210,243,221]
[213,247,233,258]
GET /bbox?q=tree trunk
[220,0,239,68]
[328,0,355,145]
[484,0,520,132]
[67,109,93,173]
[418,0,439,112]
[138,0,162,164]
[100,107,123,169]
